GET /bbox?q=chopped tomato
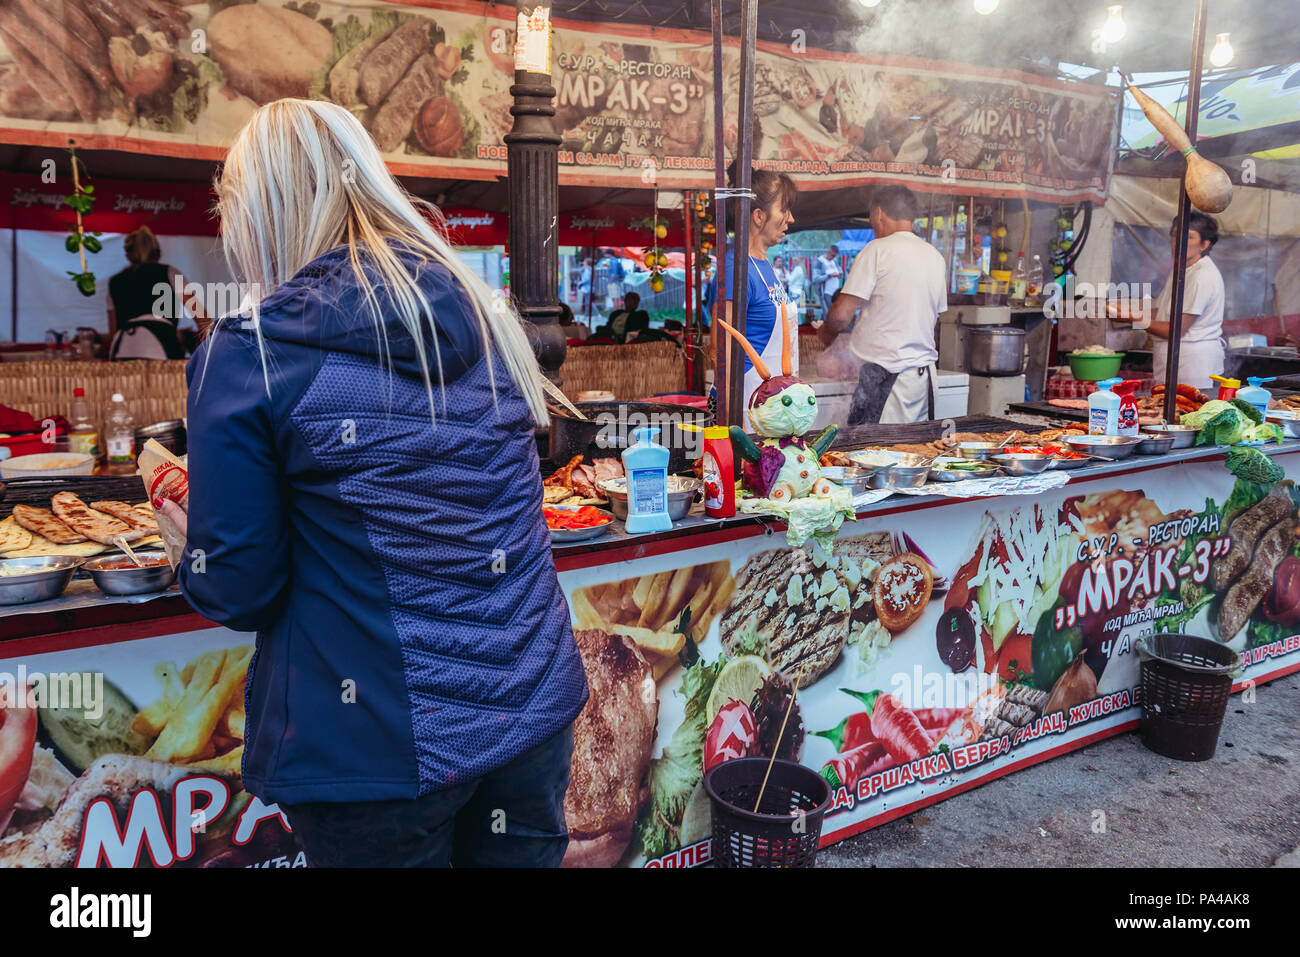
[0,690,37,832]
[542,505,611,530]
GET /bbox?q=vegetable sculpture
[1124,74,1232,214]
[714,310,854,550]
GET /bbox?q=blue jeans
[280,727,574,867]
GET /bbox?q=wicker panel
[558,341,687,401]
[0,359,188,433]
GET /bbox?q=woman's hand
[154,496,188,540]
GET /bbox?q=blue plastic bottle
[1237,376,1276,420]
[1088,377,1121,435]
[622,426,672,533]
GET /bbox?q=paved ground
[818,670,1300,867]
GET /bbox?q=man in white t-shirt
[820,185,948,424]
[814,246,842,318]
[1109,212,1225,394]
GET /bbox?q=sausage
[0,7,97,121]
[1219,519,1294,640]
[359,18,431,108]
[1212,489,1295,591]
[369,53,443,152]
[131,0,191,43]
[11,0,114,89]
[78,0,134,39]
[0,26,76,116]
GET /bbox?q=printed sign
[555,454,1300,867]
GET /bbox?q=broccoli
[1226,445,1283,485]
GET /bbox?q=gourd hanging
[1123,74,1232,214]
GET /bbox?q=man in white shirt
[1109,212,1225,394]
[786,257,806,305]
[814,246,842,318]
[820,185,948,424]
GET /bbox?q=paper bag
[137,439,189,569]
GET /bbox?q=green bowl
[1067,352,1124,381]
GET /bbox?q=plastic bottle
[1088,377,1121,436]
[621,426,672,533]
[104,393,136,475]
[67,387,100,461]
[701,426,736,519]
[1209,375,1240,401]
[1236,376,1276,419]
[1114,380,1140,437]
[1026,255,1045,304]
[1009,254,1028,306]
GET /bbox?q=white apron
[742,269,799,431]
[1153,337,1225,396]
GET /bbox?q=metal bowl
[1266,412,1300,439]
[82,552,177,595]
[928,456,1001,483]
[1047,452,1091,469]
[866,453,933,489]
[957,442,999,460]
[845,449,903,474]
[818,466,874,495]
[0,556,81,605]
[597,476,699,522]
[1138,423,1199,449]
[1134,432,1176,455]
[990,452,1054,476]
[1064,434,1143,459]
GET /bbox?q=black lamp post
[507,0,565,382]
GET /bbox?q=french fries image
[570,560,733,680]
[131,645,254,777]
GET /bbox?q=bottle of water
[104,393,136,475]
[68,387,100,461]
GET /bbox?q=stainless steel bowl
[1266,412,1300,439]
[1138,423,1199,449]
[846,449,902,474]
[597,476,699,522]
[1064,434,1143,459]
[867,453,933,489]
[928,456,1001,483]
[1135,432,1176,455]
[0,556,81,605]
[818,466,874,495]
[990,452,1054,476]
[82,552,177,595]
[957,442,999,460]
[1047,452,1091,470]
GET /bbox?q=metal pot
[963,325,1026,377]
[548,401,711,474]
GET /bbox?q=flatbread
[51,492,143,545]
[2,535,107,559]
[91,500,160,534]
[0,516,32,554]
[12,505,87,544]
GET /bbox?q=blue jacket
[179,246,588,805]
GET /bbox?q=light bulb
[1100,5,1125,44]
[973,0,998,13]
[858,0,882,7]
[1210,33,1234,67]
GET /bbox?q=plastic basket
[1136,634,1241,761]
[704,757,831,868]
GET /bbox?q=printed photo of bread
[569,560,734,680]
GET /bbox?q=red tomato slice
[0,694,37,831]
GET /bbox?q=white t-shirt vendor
[1110,212,1225,394]
[820,185,948,424]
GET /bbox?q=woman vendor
[1109,211,1225,392]
[704,166,799,426]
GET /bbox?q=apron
[109,317,181,360]
[850,364,935,425]
[742,260,799,431]
[1153,337,1225,395]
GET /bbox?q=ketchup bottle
[702,426,735,518]
[1209,375,1240,401]
[1115,380,1140,437]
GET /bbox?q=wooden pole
[1164,0,1209,422]
[727,0,759,426]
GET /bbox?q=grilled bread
[11,504,87,544]
[51,492,143,544]
[90,500,160,534]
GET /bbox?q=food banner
[0,171,219,237]
[0,0,1114,201]
[0,627,299,868]
[556,454,1300,867]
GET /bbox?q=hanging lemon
[655,223,668,239]
[997,251,1008,264]
[643,251,656,268]
[657,252,669,267]
[650,276,664,293]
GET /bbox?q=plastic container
[1115,379,1140,437]
[104,393,135,475]
[704,757,831,868]
[1236,376,1276,420]
[701,425,735,518]
[1088,377,1121,435]
[1209,375,1240,401]
[67,387,99,461]
[1067,351,1125,381]
[621,426,672,533]
[1136,634,1240,761]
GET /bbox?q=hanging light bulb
[1100,5,1126,44]
[973,0,998,13]
[1210,33,1234,67]
[858,0,882,7]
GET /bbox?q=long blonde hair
[213,98,546,425]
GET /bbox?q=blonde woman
[155,100,588,867]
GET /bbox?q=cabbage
[1184,400,1252,446]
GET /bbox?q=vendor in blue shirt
[704,166,799,428]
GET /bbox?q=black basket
[1136,634,1241,762]
[704,757,831,868]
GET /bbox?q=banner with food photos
[0,0,1114,201]
[555,454,1300,868]
[0,627,300,868]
